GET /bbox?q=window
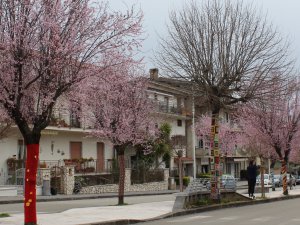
[164,96,169,104]
[17,140,25,161]
[154,94,158,100]
[199,139,204,148]
[70,105,81,128]
[177,119,182,127]
[225,112,229,123]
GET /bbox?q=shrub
[0,213,10,218]
[183,176,190,186]
[174,176,190,186]
[197,173,211,178]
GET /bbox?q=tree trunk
[178,157,183,192]
[116,145,126,205]
[210,107,221,201]
[281,158,288,195]
[24,144,39,225]
[260,159,265,198]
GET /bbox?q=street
[0,194,176,214]
[137,198,300,225]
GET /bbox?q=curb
[81,193,300,225]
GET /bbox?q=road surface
[137,198,300,225]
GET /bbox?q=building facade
[0,68,250,186]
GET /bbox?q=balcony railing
[195,147,210,157]
[171,135,187,147]
[153,101,183,115]
[63,159,114,174]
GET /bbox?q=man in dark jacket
[247,160,258,199]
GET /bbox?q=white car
[273,174,281,187]
[206,174,237,190]
[256,174,272,186]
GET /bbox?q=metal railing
[6,168,42,186]
[63,159,114,175]
[152,101,183,115]
[195,147,210,157]
[185,177,237,194]
[131,168,165,184]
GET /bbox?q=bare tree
[155,0,294,200]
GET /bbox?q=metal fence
[75,171,120,187]
[131,168,165,184]
[6,168,42,186]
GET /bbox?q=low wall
[129,181,168,192]
[79,168,169,194]
[80,181,167,194]
[80,184,119,194]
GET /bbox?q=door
[70,142,82,159]
[70,142,82,173]
[97,142,105,172]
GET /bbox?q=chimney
[149,68,159,80]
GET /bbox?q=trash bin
[42,179,51,196]
[168,177,176,190]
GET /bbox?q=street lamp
[191,86,197,179]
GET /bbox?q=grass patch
[189,193,251,208]
[0,213,10,218]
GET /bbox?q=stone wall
[62,166,75,195]
[79,168,169,194]
[80,184,119,194]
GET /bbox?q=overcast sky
[108,0,300,71]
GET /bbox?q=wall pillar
[62,166,75,195]
[39,168,51,184]
[125,168,131,191]
[40,168,51,196]
[164,168,170,182]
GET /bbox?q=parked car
[256,174,272,186]
[273,174,281,187]
[279,174,296,187]
[206,174,236,190]
[295,175,300,185]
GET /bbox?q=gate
[50,166,64,194]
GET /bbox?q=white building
[0,68,249,187]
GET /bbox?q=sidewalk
[0,190,178,204]
[1,188,300,225]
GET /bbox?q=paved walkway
[1,188,300,225]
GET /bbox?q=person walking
[247,160,258,199]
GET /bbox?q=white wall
[161,118,186,136]
[0,136,21,185]
[39,131,114,168]
[0,129,114,185]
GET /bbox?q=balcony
[171,135,187,149]
[195,147,210,157]
[154,101,183,115]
